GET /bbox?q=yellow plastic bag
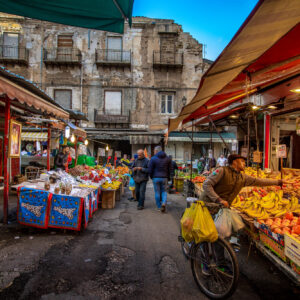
[192,201,218,244]
[180,203,197,242]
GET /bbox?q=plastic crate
[174,178,184,192]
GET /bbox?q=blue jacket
[148,151,172,179]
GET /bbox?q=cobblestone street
[0,184,299,299]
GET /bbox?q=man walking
[148,146,172,213]
[217,154,227,167]
[131,150,149,210]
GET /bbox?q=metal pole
[208,115,231,153]
[3,97,10,224]
[47,123,51,171]
[247,115,250,166]
[190,119,194,181]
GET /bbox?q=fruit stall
[13,165,129,231]
[231,167,300,284]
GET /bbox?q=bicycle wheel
[191,237,239,299]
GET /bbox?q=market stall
[230,167,300,284]
[14,164,129,230]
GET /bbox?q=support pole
[264,113,270,169]
[190,119,194,181]
[208,115,231,153]
[3,97,10,224]
[47,124,51,171]
[247,116,250,167]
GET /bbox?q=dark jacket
[131,157,149,183]
[170,160,178,177]
[148,151,172,179]
[54,152,67,169]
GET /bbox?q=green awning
[0,0,134,33]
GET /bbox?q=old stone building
[0,13,212,159]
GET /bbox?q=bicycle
[178,201,239,299]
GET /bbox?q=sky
[132,0,259,61]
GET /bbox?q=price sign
[98,148,105,157]
[276,144,287,158]
[108,149,113,156]
[253,151,262,163]
[115,151,121,158]
[241,147,248,158]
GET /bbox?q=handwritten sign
[98,148,105,157]
[253,151,262,163]
[276,145,286,158]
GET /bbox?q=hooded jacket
[148,151,172,179]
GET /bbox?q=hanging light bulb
[84,139,88,146]
[70,135,75,143]
[106,145,109,151]
[65,126,70,138]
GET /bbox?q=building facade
[0,13,212,159]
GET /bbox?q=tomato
[285,212,294,221]
[292,225,300,235]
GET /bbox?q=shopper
[217,154,227,167]
[54,146,71,170]
[169,155,178,189]
[131,149,149,210]
[148,146,172,213]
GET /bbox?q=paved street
[0,184,299,299]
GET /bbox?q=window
[160,94,174,114]
[3,33,19,58]
[107,36,122,61]
[57,35,73,61]
[54,90,72,109]
[105,91,122,115]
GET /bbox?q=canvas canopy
[168,0,300,133]
[0,0,134,33]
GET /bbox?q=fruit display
[192,176,206,183]
[101,180,122,190]
[258,213,300,241]
[231,190,300,219]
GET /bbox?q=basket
[25,166,40,180]
[101,190,116,209]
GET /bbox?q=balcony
[0,45,29,65]
[94,110,130,129]
[43,48,82,66]
[157,24,179,35]
[153,51,183,69]
[95,49,131,67]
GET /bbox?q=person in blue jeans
[131,150,149,210]
[148,146,172,213]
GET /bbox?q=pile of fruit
[259,213,300,240]
[244,167,268,178]
[232,190,300,219]
[101,180,122,190]
[191,176,206,183]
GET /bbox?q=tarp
[168,0,300,133]
[21,132,47,141]
[0,0,134,33]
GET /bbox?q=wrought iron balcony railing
[153,51,183,68]
[0,45,29,64]
[43,48,82,65]
[95,49,131,66]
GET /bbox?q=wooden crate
[115,188,121,201]
[101,190,116,209]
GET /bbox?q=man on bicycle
[201,154,288,274]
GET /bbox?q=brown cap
[228,154,246,165]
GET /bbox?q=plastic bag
[192,201,218,243]
[214,209,232,238]
[129,177,135,190]
[180,203,197,242]
[230,210,245,232]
